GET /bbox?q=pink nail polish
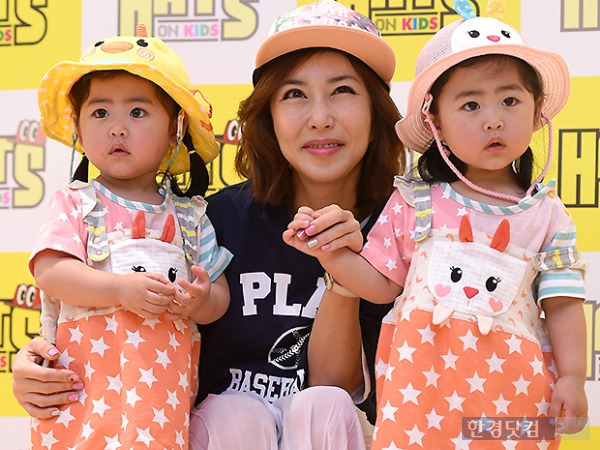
[305,225,316,235]
[68,394,79,402]
[73,382,85,390]
[296,229,306,239]
[48,348,59,357]
[321,244,330,251]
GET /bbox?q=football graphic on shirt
[427,215,528,334]
[268,325,311,370]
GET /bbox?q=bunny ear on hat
[38,25,220,175]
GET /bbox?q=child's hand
[549,375,588,435]
[115,272,175,319]
[166,265,212,321]
[283,205,363,256]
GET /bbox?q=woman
[13,1,404,448]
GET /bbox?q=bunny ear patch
[453,0,476,20]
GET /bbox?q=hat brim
[255,25,396,84]
[396,44,570,153]
[38,60,220,174]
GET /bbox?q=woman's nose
[308,99,334,130]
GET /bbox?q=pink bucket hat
[254,0,395,84]
[395,16,570,154]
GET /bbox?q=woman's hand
[283,205,363,256]
[12,338,84,418]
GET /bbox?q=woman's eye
[130,107,146,118]
[282,89,305,100]
[333,85,356,95]
[93,108,109,118]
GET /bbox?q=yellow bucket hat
[38,25,219,175]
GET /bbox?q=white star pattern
[465,371,486,393]
[375,358,389,379]
[405,425,425,446]
[384,259,398,271]
[139,368,158,388]
[104,434,120,450]
[41,430,59,448]
[392,202,403,214]
[380,401,398,422]
[530,355,545,376]
[156,348,172,370]
[105,315,118,333]
[512,375,531,396]
[168,332,180,351]
[84,360,95,379]
[485,352,505,374]
[57,348,75,370]
[125,330,145,349]
[126,387,142,408]
[81,420,94,439]
[68,325,83,344]
[535,397,551,416]
[135,427,154,446]
[396,341,417,362]
[166,390,180,409]
[383,237,392,249]
[106,374,122,394]
[385,363,396,381]
[153,407,169,428]
[425,408,444,430]
[441,349,459,370]
[459,329,478,351]
[382,442,401,450]
[55,407,76,427]
[417,324,435,345]
[143,318,161,330]
[90,337,110,357]
[91,397,111,417]
[450,432,471,450]
[377,214,389,226]
[178,371,189,390]
[398,382,421,404]
[445,391,466,412]
[501,439,518,450]
[492,394,511,414]
[175,430,186,448]
[422,366,441,388]
[504,334,523,354]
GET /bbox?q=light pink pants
[189,386,367,450]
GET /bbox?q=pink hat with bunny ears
[395,7,570,154]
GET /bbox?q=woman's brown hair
[236,48,405,212]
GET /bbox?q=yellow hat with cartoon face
[38,25,219,175]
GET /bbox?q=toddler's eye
[130,108,146,118]
[93,108,109,118]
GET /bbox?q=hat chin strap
[422,108,553,204]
